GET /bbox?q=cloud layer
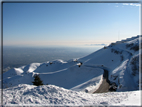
[123,3,141,6]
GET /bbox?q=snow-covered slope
[2,35,141,91]
[2,84,141,106]
[1,35,141,106]
[2,59,104,93]
[78,35,141,91]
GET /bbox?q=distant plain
[3,46,102,72]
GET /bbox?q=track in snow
[94,69,110,93]
[84,65,111,93]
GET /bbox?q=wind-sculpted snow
[2,84,141,106]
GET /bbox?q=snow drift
[2,84,141,106]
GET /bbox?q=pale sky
[3,2,141,47]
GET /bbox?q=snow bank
[71,74,103,93]
[2,84,141,106]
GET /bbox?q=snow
[1,35,141,106]
[71,74,103,93]
[2,59,104,92]
[2,84,141,106]
[114,90,142,106]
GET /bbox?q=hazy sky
[3,2,140,47]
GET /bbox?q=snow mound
[2,84,141,106]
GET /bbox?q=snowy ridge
[1,35,142,106]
